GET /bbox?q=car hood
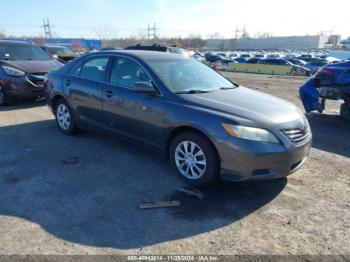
[180,86,303,126]
[2,60,63,73]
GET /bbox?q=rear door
[63,56,110,128]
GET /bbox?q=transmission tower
[147,23,157,40]
[41,18,52,38]
[235,25,248,39]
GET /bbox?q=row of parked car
[202,51,349,75]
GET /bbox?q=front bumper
[216,132,312,182]
[1,75,45,99]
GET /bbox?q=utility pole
[147,23,157,40]
[41,18,52,38]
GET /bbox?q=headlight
[2,66,25,76]
[222,124,279,144]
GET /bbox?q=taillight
[319,69,333,75]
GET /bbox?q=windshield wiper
[175,89,211,94]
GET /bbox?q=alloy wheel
[175,141,207,180]
[56,104,71,131]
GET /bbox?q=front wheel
[170,132,219,186]
[0,88,14,106]
[54,99,77,135]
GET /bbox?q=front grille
[26,73,46,87]
[282,124,311,145]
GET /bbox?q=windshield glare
[0,44,52,61]
[147,58,234,93]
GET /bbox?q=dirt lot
[0,72,349,256]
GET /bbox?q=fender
[299,78,321,112]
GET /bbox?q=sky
[1,0,349,39]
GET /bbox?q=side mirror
[132,81,157,94]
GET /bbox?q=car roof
[93,50,188,61]
[0,40,33,46]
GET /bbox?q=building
[36,38,102,50]
[207,35,340,50]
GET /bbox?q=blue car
[233,58,247,64]
[299,61,350,120]
[304,59,329,73]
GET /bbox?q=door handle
[104,90,113,98]
[64,79,71,86]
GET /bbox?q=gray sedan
[45,50,312,185]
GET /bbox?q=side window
[80,57,109,82]
[110,57,152,88]
[68,62,82,76]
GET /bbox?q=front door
[102,56,165,149]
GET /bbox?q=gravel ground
[0,72,349,256]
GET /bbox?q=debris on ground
[175,186,205,200]
[139,201,180,209]
[61,157,79,165]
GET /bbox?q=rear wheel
[340,102,350,121]
[170,132,219,186]
[54,99,77,135]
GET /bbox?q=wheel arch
[51,94,73,113]
[165,125,221,166]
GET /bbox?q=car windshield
[0,44,52,61]
[47,47,75,57]
[147,58,235,93]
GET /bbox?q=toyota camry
[45,50,312,185]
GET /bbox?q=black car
[0,40,62,105]
[297,54,313,62]
[246,58,261,64]
[41,45,77,64]
[45,50,311,185]
[125,44,189,56]
[258,59,294,66]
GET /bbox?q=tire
[170,132,219,186]
[0,88,14,106]
[340,102,350,121]
[54,99,77,135]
